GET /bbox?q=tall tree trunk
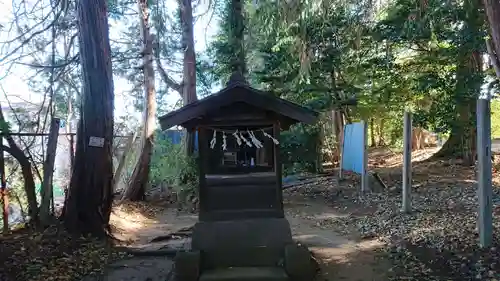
[40,118,60,226]
[0,105,38,224]
[333,110,345,165]
[179,0,198,156]
[434,0,482,165]
[121,0,157,201]
[412,128,423,150]
[62,0,114,237]
[484,0,500,77]
[370,118,376,147]
[377,118,385,146]
[229,0,246,75]
[331,110,339,163]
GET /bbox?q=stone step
[200,267,289,281]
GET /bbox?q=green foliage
[491,99,500,138]
[148,132,198,193]
[280,124,321,175]
[235,0,487,162]
[0,120,11,133]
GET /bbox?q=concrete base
[200,267,289,281]
[192,218,293,251]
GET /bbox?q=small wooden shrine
[159,73,318,222]
[159,73,319,281]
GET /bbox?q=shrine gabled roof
[158,77,319,130]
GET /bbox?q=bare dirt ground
[287,146,500,280]
[286,197,389,281]
[111,202,197,246]
[80,144,500,281]
[107,146,495,281]
[7,145,499,281]
[107,191,391,281]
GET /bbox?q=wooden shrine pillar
[273,122,283,213]
[197,127,209,217]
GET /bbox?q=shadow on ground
[0,225,126,281]
[110,202,196,245]
[315,245,390,281]
[285,147,500,279]
[81,257,175,281]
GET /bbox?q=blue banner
[160,130,198,150]
[341,122,365,174]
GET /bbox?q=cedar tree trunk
[62,0,114,237]
[121,0,157,201]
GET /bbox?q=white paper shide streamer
[239,132,252,147]
[233,130,242,146]
[222,132,227,151]
[209,128,279,150]
[261,129,279,145]
[210,130,217,149]
[248,130,263,148]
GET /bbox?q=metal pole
[361,121,369,193]
[401,111,412,213]
[477,98,493,248]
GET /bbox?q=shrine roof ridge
[158,82,319,130]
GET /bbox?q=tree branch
[14,54,79,69]
[152,39,182,93]
[0,0,64,64]
[486,38,500,78]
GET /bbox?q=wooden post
[1,137,8,233]
[40,118,60,225]
[401,111,412,213]
[198,127,208,221]
[113,132,137,191]
[477,98,493,247]
[273,122,283,215]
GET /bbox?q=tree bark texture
[0,105,38,223]
[484,0,500,77]
[412,128,424,150]
[63,0,114,237]
[179,0,198,156]
[229,0,246,75]
[0,145,37,221]
[332,110,345,165]
[370,118,376,147]
[1,138,8,233]
[434,0,482,165]
[40,118,60,226]
[377,118,385,146]
[114,133,136,192]
[121,0,157,201]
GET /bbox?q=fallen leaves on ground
[110,200,182,245]
[0,225,129,281]
[286,148,500,280]
[113,200,166,219]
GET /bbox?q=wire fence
[0,125,134,230]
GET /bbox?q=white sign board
[88,136,105,148]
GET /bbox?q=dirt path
[285,196,389,281]
[89,195,389,281]
[111,207,197,245]
[81,208,197,281]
